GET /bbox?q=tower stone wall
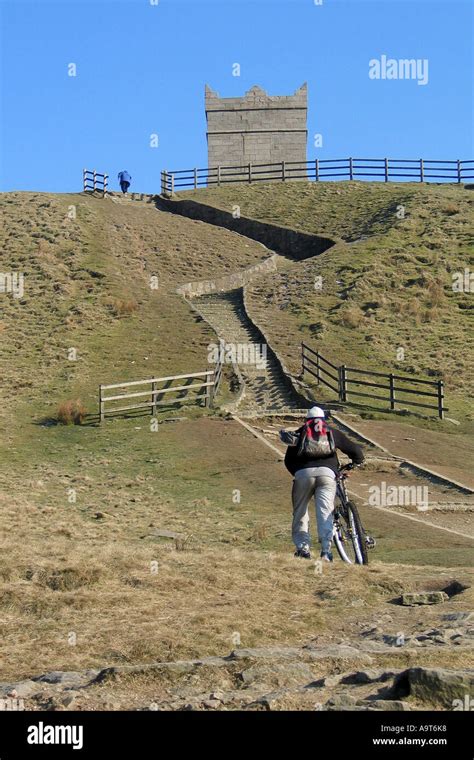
[205,84,308,179]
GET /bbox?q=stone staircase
[194,289,303,412]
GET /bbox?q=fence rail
[99,370,217,422]
[161,158,474,193]
[83,168,108,195]
[212,341,225,404]
[301,343,445,419]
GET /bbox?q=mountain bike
[333,463,376,565]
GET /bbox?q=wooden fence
[301,343,446,419]
[83,168,108,194]
[161,158,474,192]
[99,370,217,422]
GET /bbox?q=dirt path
[341,418,474,490]
[235,415,474,541]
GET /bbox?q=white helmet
[306,406,326,419]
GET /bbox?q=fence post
[316,351,320,384]
[339,365,347,402]
[99,385,104,423]
[301,343,305,377]
[103,174,108,195]
[217,166,221,186]
[83,168,87,192]
[384,158,389,182]
[457,159,462,184]
[389,373,395,410]
[93,169,97,192]
[248,163,252,183]
[282,161,286,181]
[194,167,198,189]
[437,380,444,420]
[204,377,211,407]
[419,158,424,182]
[171,173,175,194]
[315,159,319,182]
[349,157,353,181]
[151,380,157,415]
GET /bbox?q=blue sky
[0,0,472,193]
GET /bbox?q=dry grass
[0,413,472,682]
[57,399,87,425]
[338,304,365,328]
[0,187,473,693]
[107,298,139,317]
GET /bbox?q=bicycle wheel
[333,500,369,565]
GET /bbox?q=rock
[230,646,303,660]
[310,645,374,664]
[382,634,412,646]
[401,592,449,606]
[253,694,281,711]
[59,693,79,709]
[341,669,397,685]
[32,671,96,688]
[442,611,473,622]
[362,700,411,711]
[41,694,78,711]
[239,661,314,689]
[202,699,220,709]
[391,667,474,707]
[325,693,358,708]
[309,674,342,688]
[360,626,381,637]
[151,529,183,539]
[0,680,41,699]
[94,661,196,684]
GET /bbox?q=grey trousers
[292,467,337,554]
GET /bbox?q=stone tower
[205,84,308,180]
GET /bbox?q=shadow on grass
[34,400,211,429]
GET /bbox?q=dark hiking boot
[294,545,311,560]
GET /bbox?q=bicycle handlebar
[339,462,362,473]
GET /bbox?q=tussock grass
[57,399,87,425]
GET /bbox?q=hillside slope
[0,191,271,437]
[0,189,472,708]
[181,182,474,424]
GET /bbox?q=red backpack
[297,418,335,459]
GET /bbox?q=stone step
[193,290,302,412]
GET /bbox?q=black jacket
[284,427,364,476]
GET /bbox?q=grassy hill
[0,188,472,696]
[0,191,273,437]
[181,182,474,428]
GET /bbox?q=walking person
[118,170,132,194]
[280,406,365,562]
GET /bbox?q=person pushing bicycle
[280,406,365,562]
